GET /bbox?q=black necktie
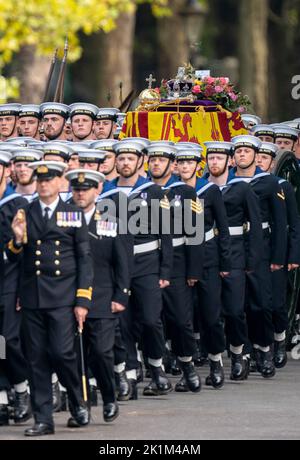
[43,207,50,229]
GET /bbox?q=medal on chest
[57,211,82,228]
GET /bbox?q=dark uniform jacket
[0,193,28,296]
[87,210,131,319]
[162,175,204,279]
[103,176,173,281]
[278,178,300,265]
[195,178,231,272]
[229,167,287,265]
[7,198,93,310]
[221,178,263,271]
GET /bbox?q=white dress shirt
[84,206,96,226]
[39,196,60,219]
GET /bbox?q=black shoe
[14,390,32,424]
[103,402,119,423]
[24,423,54,437]
[143,380,157,396]
[193,340,209,367]
[274,340,287,369]
[179,361,201,392]
[52,382,61,412]
[254,349,263,373]
[260,351,276,379]
[207,360,224,389]
[242,356,250,380]
[89,385,98,407]
[144,365,172,396]
[128,379,138,400]
[136,362,144,383]
[70,404,90,426]
[115,370,130,401]
[171,357,182,376]
[174,376,189,393]
[0,404,9,426]
[230,353,246,381]
[67,417,80,428]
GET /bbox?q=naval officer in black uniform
[8,160,92,436]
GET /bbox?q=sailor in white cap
[40,102,70,141]
[206,141,263,382]
[146,141,202,394]
[18,105,41,140]
[91,139,118,183]
[0,149,32,427]
[109,139,174,397]
[0,104,21,140]
[177,145,231,389]
[230,135,287,378]
[78,149,106,172]
[69,103,99,142]
[12,149,42,201]
[94,108,120,140]
[274,125,299,152]
[42,142,75,199]
[251,124,275,143]
[255,141,300,370]
[241,114,262,130]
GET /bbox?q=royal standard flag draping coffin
[119,111,247,172]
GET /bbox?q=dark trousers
[162,277,196,357]
[246,261,274,347]
[114,319,127,366]
[84,318,116,405]
[120,274,165,371]
[1,292,28,385]
[0,304,10,391]
[271,268,288,334]
[22,307,82,426]
[195,267,225,355]
[222,269,248,348]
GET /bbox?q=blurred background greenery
[0,0,299,121]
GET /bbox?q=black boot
[174,376,189,392]
[194,340,209,367]
[143,366,172,396]
[52,382,61,412]
[274,340,287,369]
[254,349,263,373]
[230,353,246,381]
[128,379,138,400]
[242,356,250,380]
[260,350,276,379]
[171,356,182,376]
[103,402,119,423]
[179,361,201,392]
[115,370,131,401]
[206,360,224,389]
[14,390,32,424]
[0,404,9,426]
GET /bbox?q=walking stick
[78,327,88,403]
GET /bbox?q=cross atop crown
[146,74,156,89]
